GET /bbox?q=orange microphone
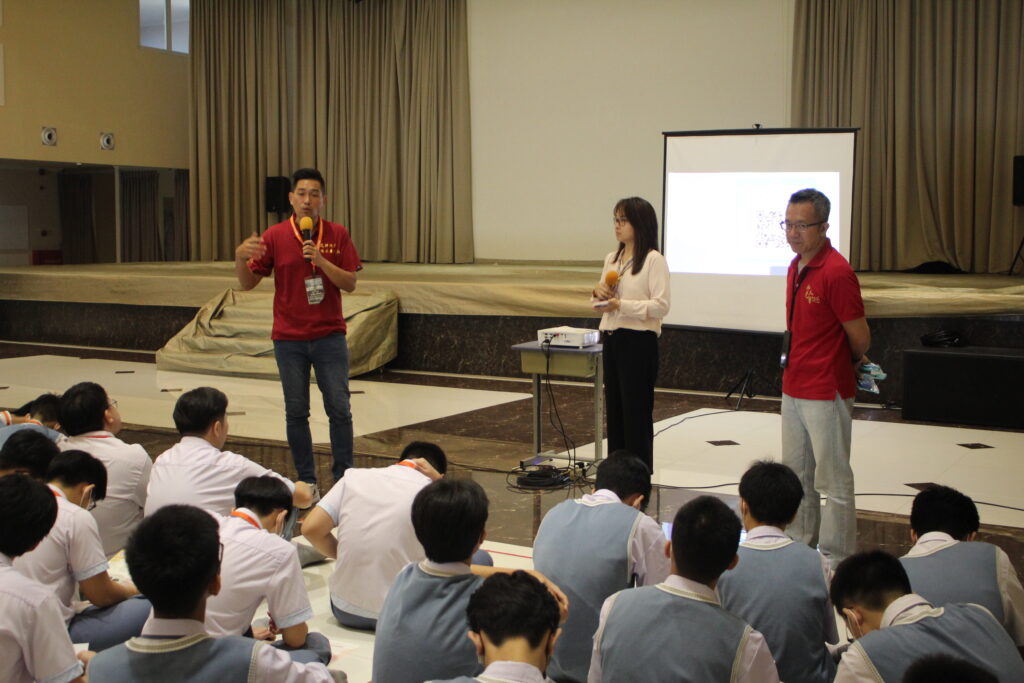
[604,270,619,288]
[299,216,314,261]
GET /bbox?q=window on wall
[140,0,189,54]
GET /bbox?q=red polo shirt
[783,239,864,400]
[248,216,362,341]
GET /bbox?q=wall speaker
[99,132,115,150]
[1014,155,1024,206]
[41,127,57,146]
[265,176,291,214]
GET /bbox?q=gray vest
[597,584,752,683]
[900,541,1004,623]
[857,602,1024,682]
[532,498,641,683]
[718,540,835,683]
[373,562,485,683]
[87,633,259,682]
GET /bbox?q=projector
[537,326,600,348]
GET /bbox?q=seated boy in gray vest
[532,450,669,683]
[430,571,562,683]
[718,460,838,683]
[830,550,1024,682]
[900,484,1024,648]
[589,495,780,683]
[88,504,338,682]
[0,428,60,478]
[903,654,998,683]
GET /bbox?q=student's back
[900,538,1005,621]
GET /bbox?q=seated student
[13,450,151,651]
[204,476,330,665]
[902,654,998,683]
[302,440,448,630]
[0,474,92,683]
[88,504,338,682]
[900,484,1023,647]
[60,382,152,557]
[531,450,669,683]
[145,386,312,517]
[718,460,838,683]
[430,571,562,683]
[0,429,60,478]
[830,550,1024,682]
[0,393,63,449]
[589,495,779,683]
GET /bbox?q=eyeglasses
[779,220,825,232]
[86,499,97,511]
[108,399,118,408]
[613,216,629,225]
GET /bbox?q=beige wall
[0,0,189,169]
[468,0,794,262]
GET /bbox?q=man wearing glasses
[779,188,870,567]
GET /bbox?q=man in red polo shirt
[780,188,870,565]
[234,168,362,491]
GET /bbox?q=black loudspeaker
[1014,156,1024,206]
[903,346,1024,429]
[265,176,291,214]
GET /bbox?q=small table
[511,340,604,464]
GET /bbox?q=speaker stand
[725,369,757,410]
[1010,233,1024,276]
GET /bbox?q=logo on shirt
[804,286,821,304]
[319,243,341,255]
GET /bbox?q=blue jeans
[69,595,152,651]
[274,332,353,484]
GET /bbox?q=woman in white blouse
[592,197,671,472]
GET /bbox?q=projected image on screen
[665,171,841,276]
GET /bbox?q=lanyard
[396,460,418,470]
[230,510,261,529]
[616,255,634,279]
[787,265,812,331]
[290,216,323,273]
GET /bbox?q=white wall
[468,0,794,262]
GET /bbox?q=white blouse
[596,249,671,335]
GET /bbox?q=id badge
[779,330,792,368]
[305,276,325,305]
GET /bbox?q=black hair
[234,476,292,516]
[412,478,488,563]
[13,393,62,424]
[467,570,560,648]
[126,505,221,618]
[902,654,997,683]
[594,451,652,512]
[910,485,980,541]
[0,474,58,557]
[401,441,448,475]
[59,382,109,436]
[0,429,60,479]
[738,460,804,527]
[671,495,742,584]
[292,168,326,192]
[613,197,659,275]
[829,550,912,612]
[46,450,108,501]
[788,188,831,223]
[172,387,228,436]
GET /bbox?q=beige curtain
[121,171,162,262]
[190,0,474,263]
[792,1,1024,273]
[169,170,191,261]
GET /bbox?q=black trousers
[602,329,659,472]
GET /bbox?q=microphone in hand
[604,270,619,288]
[299,216,314,262]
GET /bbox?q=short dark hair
[738,461,803,527]
[401,441,448,475]
[412,478,488,563]
[59,382,109,436]
[902,654,997,683]
[467,571,560,648]
[234,476,292,516]
[0,474,58,557]
[910,485,980,541]
[0,429,60,479]
[46,450,108,501]
[613,196,659,275]
[671,496,741,584]
[126,505,221,618]
[788,188,831,223]
[13,393,62,424]
[173,387,228,436]
[594,451,652,512]
[830,550,912,612]
[292,168,326,192]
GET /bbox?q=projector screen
[661,129,856,332]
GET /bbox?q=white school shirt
[318,461,432,617]
[0,553,84,683]
[13,485,109,624]
[903,530,1024,646]
[145,436,294,517]
[203,508,313,636]
[588,574,779,683]
[584,489,671,586]
[61,431,152,557]
[136,618,334,683]
[597,250,671,335]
